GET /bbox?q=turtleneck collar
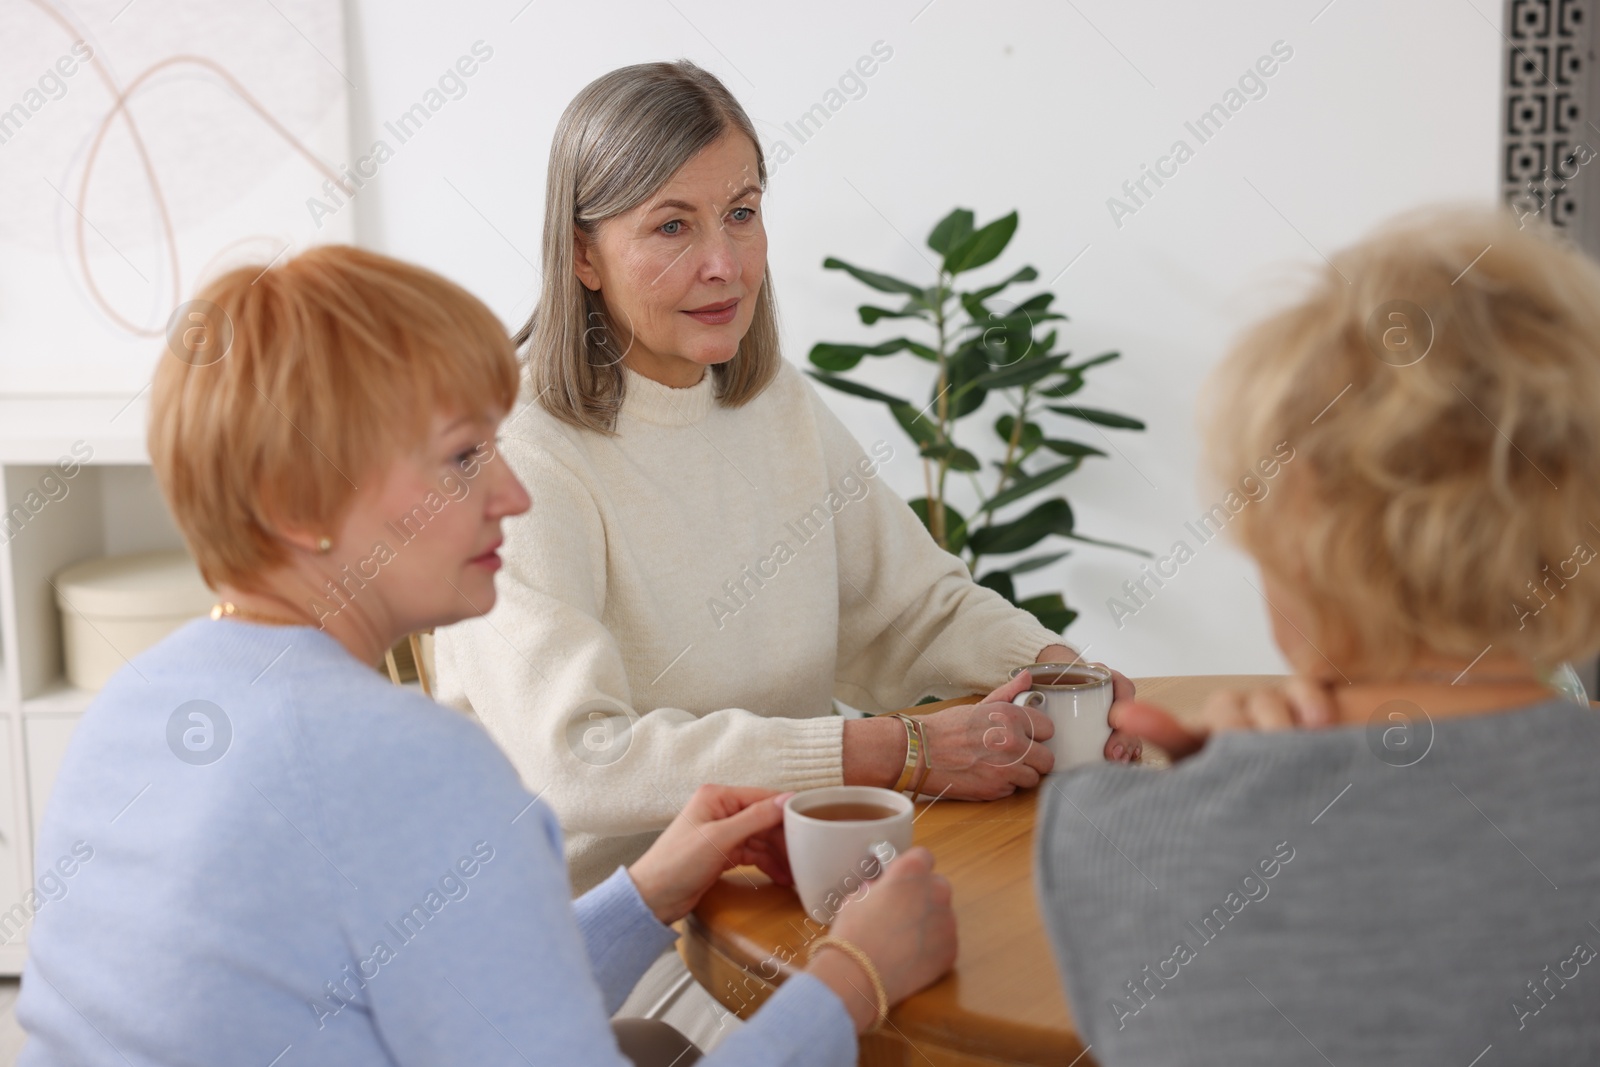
[618,364,717,426]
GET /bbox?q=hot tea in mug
[1009,662,1113,771]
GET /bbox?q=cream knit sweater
[434,359,1060,892]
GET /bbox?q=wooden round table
[680,675,1286,1066]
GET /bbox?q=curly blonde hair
[1204,207,1600,675]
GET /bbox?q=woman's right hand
[1109,676,1339,762]
[803,846,957,1033]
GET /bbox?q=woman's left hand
[627,785,794,926]
[1037,643,1143,763]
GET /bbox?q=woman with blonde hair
[1036,207,1600,1063]
[16,246,958,1066]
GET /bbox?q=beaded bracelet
[807,935,889,1031]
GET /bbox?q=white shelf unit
[0,395,185,975]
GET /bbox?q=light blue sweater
[16,619,855,1066]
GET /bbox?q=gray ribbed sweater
[1036,699,1600,1066]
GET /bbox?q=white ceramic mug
[783,786,913,925]
[1009,662,1114,771]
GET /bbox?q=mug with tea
[783,786,913,924]
[1009,662,1114,771]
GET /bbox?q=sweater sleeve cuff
[1001,624,1072,671]
[948,621,1067,695]
[707,971,857,1067]
[771,714,846,792]
[573,865,680,1014]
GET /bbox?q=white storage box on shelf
[52,550,212,690]
[0,398,189,974]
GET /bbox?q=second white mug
[1009,662,1113,771]
[783,786,913,925]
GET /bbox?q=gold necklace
[211,601,303,627]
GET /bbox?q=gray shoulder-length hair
[515,60,781,433]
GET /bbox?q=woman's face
[324,408,530,636]
[573,132,767,388]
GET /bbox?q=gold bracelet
[909,716,932,798]
[807,934,889,1031]
[891,714,920,792]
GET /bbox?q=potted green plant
[809,207,1148,633]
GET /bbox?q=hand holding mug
[809,846,957,1034]
[627,784,794,925]
[1014,662,1116,766]
[1108,676,1340,762]
[914,673,1056,800]
[1036,644,1141,761]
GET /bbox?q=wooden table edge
[679,676,1295,1064]
[680,905,1082,1065]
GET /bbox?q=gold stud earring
[317,536,332,553]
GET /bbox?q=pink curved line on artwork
[27,0,346,336]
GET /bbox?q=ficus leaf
[1039,372,1085,399]
[927,208,975,255]
[923,441,981,471]
[1006,551,1071,575]
[968,497,1075,556]
[909,497,968,555]
[806,371,909,407]
[963,265,1040,304]
[858,303,927,326]
[1018,593,1077,633]
[944,211,1019,274]
[1069,351,1121,372]
[890,402,940,447]
[1047,404,1146,430]
[1067,531,1153,557]
[945,344,990,418]
[1041,438,1106,459]
[994,415,1044,453]
[977,570,1017,603]
[968,353,1070,393]
[808,337,918,371]
[979,461,1079,515]
[823,256,924,296]
[1014,290,1057,314]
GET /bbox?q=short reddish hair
[149,245,519,590]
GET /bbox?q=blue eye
[661,220,683,235]
[730,207,755,223]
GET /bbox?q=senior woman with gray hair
[435,60,1140,896]
[433,57,1143,1047]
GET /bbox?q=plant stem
[997,388,1029,494]
[979,386,1032,538]
[933,274,952,545]
[957,472,986,575]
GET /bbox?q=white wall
[0,0,352,393]
[343,0,1502,676]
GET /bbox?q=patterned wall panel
[1501,0,1597,252]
